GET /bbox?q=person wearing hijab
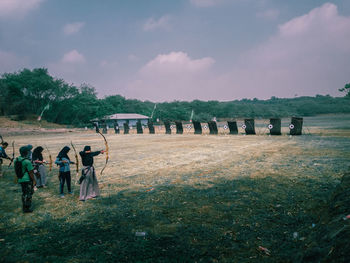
[79,146,104,201]
[14,145,36,213]
[26,144,33,161]
[0,141,12,177]
[32,146,47,188]
[55,146,75,198]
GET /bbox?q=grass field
[1,115,350,262]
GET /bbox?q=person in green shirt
[14,146,36,213]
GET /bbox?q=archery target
[170,125,174,129]
[268,124,273,130]
[242,124,246,129]
[187,124,192,130]
[203,125,208,129]
[289,124,295,129]
[224,125,228,130]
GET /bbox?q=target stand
[148,121,155,134]
[208,121,218,135]
[113,121,120,134]
[244,119,256,135]
[290,117,303,135]
[93,122,100,133]
[227,121,238,134]
[102,122,108,134]
[175,121,183,134]
[136,120,143,134]
[269,118,281,135]
[164,121,171,134]
[193,121,202,134]
[123,123,129,134]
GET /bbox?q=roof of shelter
[104,113,149,120]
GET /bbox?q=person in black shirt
[0,142,12,177]
[32,146,48,188]
[79,146,104,201]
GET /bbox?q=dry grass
[1,115,350,262]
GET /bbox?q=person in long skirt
[32,146,48,188]
[55,146,74,198]
[79,146,104,201]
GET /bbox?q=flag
[151,103,157,118]
[190,110,194,122]
[38,103,50,122]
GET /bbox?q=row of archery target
[95,117,304,136]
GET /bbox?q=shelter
[93,113,150,128]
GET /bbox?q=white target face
[203,125,208,129]
[268,124,273,129]
[224,125,228,129]
[187,125,192,130]
[170,125,174,129]
[242,124,246,129]
[289,124,295,129]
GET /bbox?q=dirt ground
[0,114,349,262]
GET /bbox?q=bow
[97,130,109,176]
[45,145,52,172]
[70,141,79,184]
[8,141,15,167]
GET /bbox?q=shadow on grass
[1,175,336,263]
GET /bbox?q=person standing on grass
[55,146,75,198]
[0,142,12,177]
[26,144,33,161]
[79,146,104,201]
[15,146,36,213]
[32,146,48,188]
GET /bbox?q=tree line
[1,68,349,127]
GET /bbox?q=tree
[339,83,350,97]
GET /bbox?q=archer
[0,141,13,177]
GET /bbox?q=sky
[0,0,350,102]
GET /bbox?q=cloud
[220,3,350,99]
[190,0,224,7]
[127,3,350,101]
[47,51,89,89]
[0,49,28,73]
[63,22,85,36]
[256,8,280,20]
[128,54,139,62]
[61,50,86,64]
[143,15,172,32]
[0,0,44,17]
[127,51,215,101]
[141,51,214,75]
